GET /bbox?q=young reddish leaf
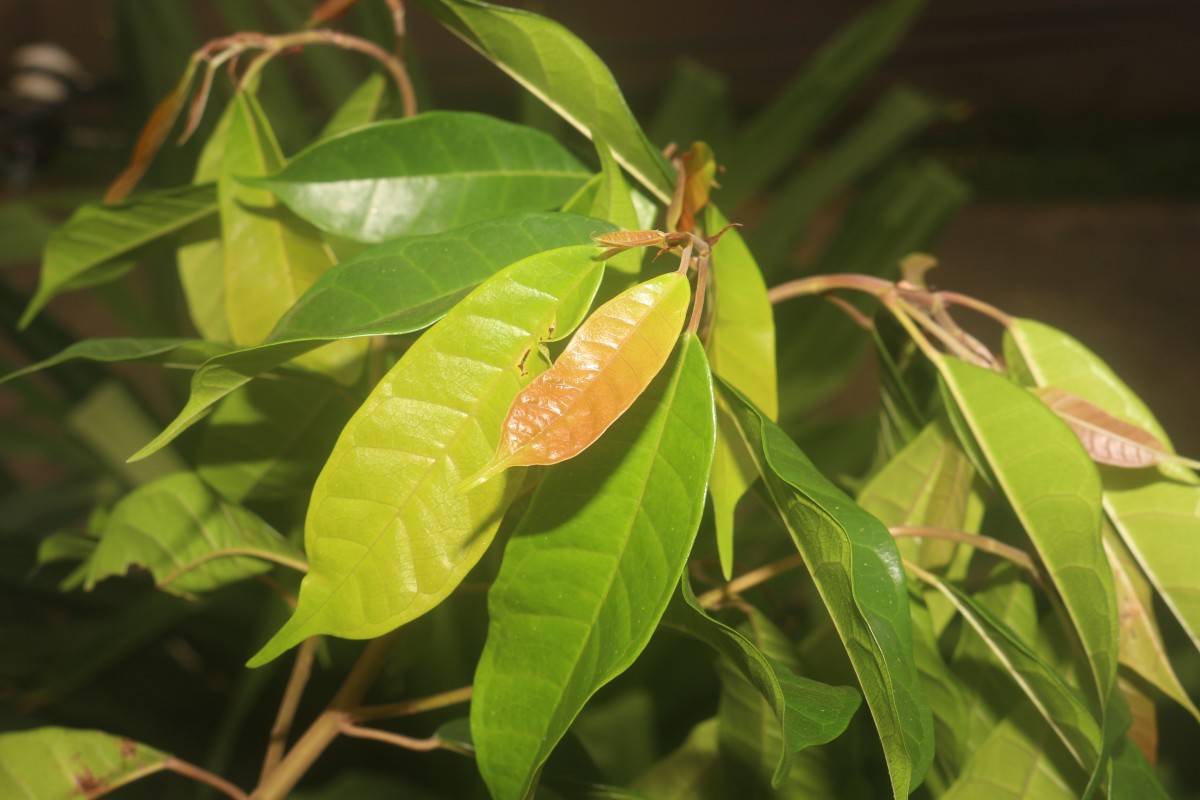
[1034,387,1200,470]
[677,141,718,233]
[105,60,198,202]
[462,270,691,489]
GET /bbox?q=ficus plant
[2,0,1197,798]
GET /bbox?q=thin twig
[164,758,249,800]
[891,526,1041,582]
[260,638,318,782]
[938,290,1014,328]
[696,553,807,610]
[338,721,443,752]
[354,685,473,723]
[156,548,308,591]
[768,273,893,304]
[823,294,875,330]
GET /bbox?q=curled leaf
[1034,387,1199,470]
[462,270,691,489]
[105,60,198,202]
[677,141,718,233]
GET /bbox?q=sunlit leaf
[666,141,717,233]
[936,359,1118,734]
[720,380,934,799]
[471,334,715,800]
[1003,319,1200,654]
[1034,387,1196,470]
[318,72,390,140]
[661,579,861,786]
[941,702,1081,799]
[410,0,675,201]
[85,472,305,597]
[703,206,777,579]
[912,566,1103,775]
[251,111,590,243]
[19,184,217,328]
[247,245,607,666]
[463,269,690,489]
[582,137,642,282]
[0,727,169,798]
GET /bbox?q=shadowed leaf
[0,727,170,798]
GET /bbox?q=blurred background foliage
[0,0,1197,797]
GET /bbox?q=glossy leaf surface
[253,111,590,243]
[85,472,304,597]
[465,270,689,487]
[471,334,715,800]
[719,380,934,799]
[662,579,860,786]
[0,727,169,798]
[937,359,1118,715]
[410,0,675,201]
[132,212,610,459]
[704,205,778,578]
[20,184,216,328]
[1005,319,1200,652]
[248,245,607,666]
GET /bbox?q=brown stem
[695,553,807,610]
[891,526,1040,581]
[937,290,1014,328]
[252,633,400,800]
[768,273,893,304]
[353,685,473,723]
[338,721,443,752]
[823,294,875,330]
[259,638,318,783]
[687,251,710,336]
[163,758,249,800]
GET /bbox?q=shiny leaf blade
[471,334,715,800]
[253,111,590,243]
[248,245,607,666]
[131,212,611,460]
[410,0,675,201]
[704,206,778,579]
[937,359,1118,714]
[19,184,217,328]
[85,472,303,597]
[662,580,861,786]
[1003,319,1200,653]
[719,380,934,799]
[465,270,690,487]
[0,727,169,799]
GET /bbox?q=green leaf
[913,566,1103,775]
[1004,318,1200,655]
[719,379,934,799]
[630,719,734,800]
[471,334,715,800]
[857,418,986,570]
[662,579,861,787]
[253,111,590,243]
[410,0,675,201]
[720,0,928,205]
[704,206,778,579]
[19,184,217,328]
[178,95,236,342]
[318,72,391,140]
[0,338,224,387]
[0,727,169,798]
[584,137,642,282]
[219,91,347,359]
[196,378,356,504]
[750,85,948,267]
[936,359,1119,719]
[908,590,967,783]
[131,212,610,459]
[248,244,607,666]
[1108,735,1171,800]
[85,472,305,597]
[941,702,1081,799]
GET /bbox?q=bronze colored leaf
[462,270,691,489]
[1034,387,1198,469]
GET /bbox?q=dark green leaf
[410,0,675,201]
[19,184,217,328]
[471,335,715,800]
[253,111,590,243]
[719,379,934,798]
[0,338,224,387]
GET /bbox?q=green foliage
[2,2,1196,799]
